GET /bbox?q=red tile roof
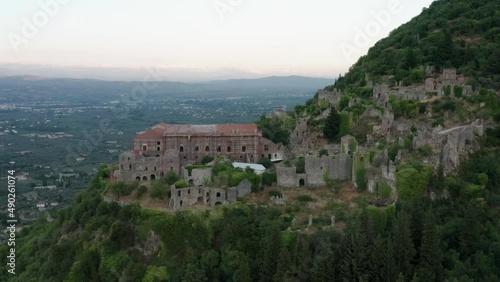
[134,128,164,140]
[134,123,260,139]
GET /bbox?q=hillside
[330,0,499,90]
[2,0,500,281]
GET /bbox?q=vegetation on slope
[329,0,500,90]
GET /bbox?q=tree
[323,107,341,142]
[393,211,416,279]
[417,212,443,281]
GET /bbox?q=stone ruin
[169,179,252,211]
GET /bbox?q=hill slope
[332,0,499,90]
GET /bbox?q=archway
[136,176,141,181]
[299,179,305,187]
[197,196,204,204]
[142,176,148,181]
[214,202,223,206]
[188,179,194,186]
[150,174,156,180]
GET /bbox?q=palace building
[114,122,284,182]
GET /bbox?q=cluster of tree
[255,114,296,145]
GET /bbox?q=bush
[417,144,433,157]
[174,180,188,188]
[318,149,329,157]
[150,181,168,199]
[356,168,368,192]
[296,157,305,174]
[258,157,273,169]
[268,190,282,197]
[261,172,277,187]
[201,156,215,165]
[165,171,180,185]
[136,185,148,198]
[296,195,314,202]
[379,183,392,199]
[395,166,432,201]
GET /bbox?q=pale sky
[0,0,435,81]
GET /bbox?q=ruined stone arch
[214,202,223,206]
[205,146,210,152]
[142,176,148,181]
[136,176,141,181]
[150,174,156,180]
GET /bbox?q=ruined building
[115,122,283,182]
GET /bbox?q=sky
[0,0,435,81]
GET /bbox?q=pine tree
[323,107,341,142]
[418,212,443,281]
[392,211,416,279]
[273,245,292,282]
[258,223,282,282]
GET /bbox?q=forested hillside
[331,0,500,90]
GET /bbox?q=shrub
[268,190,282,197]
[174,180,189,188]
[261,172,277,187]
[379,183,392,199]
[258,157,273,169]
[165,171,180,185]
[136,185,148,198]
[318,149,329,157]
[356,168,368,192]
[150,181,168,199]
[296,195,314,202]
[395,166,432,201]
[417,144,433,157]
[296,157,305,173]
[201,156,215,165]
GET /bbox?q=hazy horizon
[1,0,434,82]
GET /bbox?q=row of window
[143,144,270,152]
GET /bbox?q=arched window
[264,145,269,151]
[242,146,246,152]
[154,166,157,171]
[195,146,199,152]
[205,146,210,152]
[142,176,148,181]
[180,146,184,153]
[216,192,221,197]
[142,145,148,151]
[157,146,160,151]
[217,146,221,152]
[129,164,132,170]
[227,146,231,152]
[145,167,148,171]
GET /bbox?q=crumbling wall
[276,166,299,188]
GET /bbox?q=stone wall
[276,166,299,187]
[317,89,342,107]
[183,167,212,187]
[169,179,253,210]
